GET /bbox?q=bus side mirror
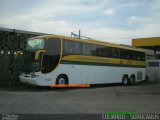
[35,50,45,61]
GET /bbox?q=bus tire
[56,74,68,84]
[129,75,135,85]
[122,75,129,86]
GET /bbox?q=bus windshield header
[26,38,45,50]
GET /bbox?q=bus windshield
[26,38,44,50]
[21,51,42,72]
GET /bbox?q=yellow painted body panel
[62,55,146,67]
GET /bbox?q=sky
[0,0,160,45]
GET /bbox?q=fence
[0,27,47,86]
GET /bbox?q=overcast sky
[0,0,160,45]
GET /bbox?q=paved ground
[0,82,160,115]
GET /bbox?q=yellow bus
[20,35,146,86]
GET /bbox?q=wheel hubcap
[130,78,134,84]
[59,78,65,84]
[124,78,128,84]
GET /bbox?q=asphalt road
[0,82,160,119]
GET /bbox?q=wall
[0,27,47,86]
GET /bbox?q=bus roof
[33,35,145,52]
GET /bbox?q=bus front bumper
[19,75,39,85]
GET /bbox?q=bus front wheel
[122,75,129,86]
[56,74,68,84]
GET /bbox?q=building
[132,37,160,60]
[132,37,160,82]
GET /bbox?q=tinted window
[63,40,146,61]
[64,40,82,55]
[42,38,61,73]
[82,43,96,56]
[135,51,145,61]
[148,62,159,67]
[45,38,61,55]
[95,45,103,57]
[113,48,120,58]
[42,55,56,71]
[120,49,134,60]
[141,52,145,61]
[96,45,113,57]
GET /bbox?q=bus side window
[96,46,113,58]
[63,40,82,55]
[82,43,89,55]
[106,47,113,57]
[113,48,120,58]
[95,45,103,57]
[135,52,139,60]
[90,44,97,56]
[120,49,133,60]
[140,52,145,61]
[130,51,134,60]
[120,49,125,59]
[82,43,95,56]
[126,50,134,60]
[135,51,144,61]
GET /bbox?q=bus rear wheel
[122,75,129,86]
[129,75,135,85]
[56,75,68,84]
